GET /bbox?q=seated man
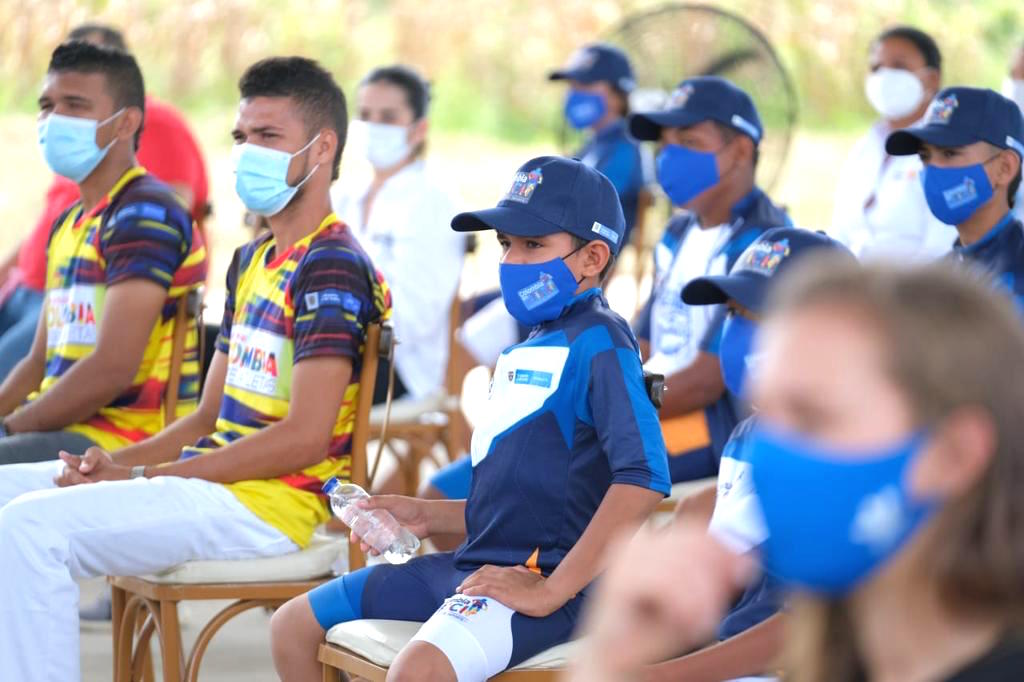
[0,41,207,465]
[269,157,670,682]
[0,22,210,384]
[630,76,791,484]
[0,56,390,682]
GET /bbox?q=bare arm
[643,614,784,682]
[143,355,353,483]
[0,306,48,417]
[0,245,19,286]
[110,351,227,467]
[659,351,725,420]
[4,279,166,434]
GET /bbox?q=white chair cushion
[369,392,458,426]
[141,534,345,584]
[325,619,579,670]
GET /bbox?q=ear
[578,240,612,280]
[993,149,1021,192]
[115,106,143,146]
[920,67,941,99]
[908,406,996,501]
[407,117,428,151]
[313,128,337,169]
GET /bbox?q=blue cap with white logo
[886,87,1024,160]
[451,156,627,255]
[628,76,763,144]
[548,43,636,93]
[682,228,853,312]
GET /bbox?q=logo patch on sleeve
[513,369,553,388]
[303,289,362,314]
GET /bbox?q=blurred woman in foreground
[571,259,1024,682]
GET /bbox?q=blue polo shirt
[952,212,1024,308]
[576,120,647,245]
[455,288,671,575]
[635,188,790,482]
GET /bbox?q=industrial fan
[562,2,798,192]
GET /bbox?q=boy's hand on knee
[456,565,562,617]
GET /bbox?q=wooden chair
[109,322,393,682]
[368,290,466,496]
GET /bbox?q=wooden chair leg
[110,584,126,677]
[158,600,184,682]
[322,662,342,682]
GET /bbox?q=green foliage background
[2,0,1022,143]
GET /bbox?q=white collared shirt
[830,120,958,261]
[332,160,464,398]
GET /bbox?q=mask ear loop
[288,133,323,190]
[97,107,127,153]
[561,242,589,285]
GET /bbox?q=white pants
[0,460,298,682]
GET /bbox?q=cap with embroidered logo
[548,43,635,93]
[886,86,1024,159]
[682,228,854,312]
[628,76,763,144]
[451,156,627,254]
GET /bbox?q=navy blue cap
[548,43,635,93]
[451,156,627,255]
[628,76,763,143]
[682,228,854,312]
[886,87,1024,159]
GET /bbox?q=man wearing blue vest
[630,76,791,483]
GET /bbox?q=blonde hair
[766,257,1024,682]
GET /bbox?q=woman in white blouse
[831,26,958,261]
[333,65,465,401]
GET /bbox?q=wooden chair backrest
[348,322,393,572]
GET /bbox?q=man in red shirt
[0,23,209,382]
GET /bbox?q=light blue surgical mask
[232,134,320,216]
[37,108,125,183]
[748,423,937,595]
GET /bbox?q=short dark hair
[361,64,431,120]
[239,57,348,180]
[572,235,617,282]
[47,41,145,150]
[67,23,128,51]
[713,121,760,169]
[875,26,942,71]
[1009,166,1022,209]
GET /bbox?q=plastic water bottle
[323,478,421,564]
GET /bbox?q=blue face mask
[37,109,125,183]
[499,250,583,326]
[233,135,320,217]
[921,162,994,226]
[656,144,719,206]
[748,424,937,595]
[720,312,758,399]
[564,90,607,130]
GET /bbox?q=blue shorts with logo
[308,552,583,679]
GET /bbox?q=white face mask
[1003,77,1024,113]
[865,68,926,121]
[350,119,412,170]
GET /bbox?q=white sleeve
[386,187,464,348]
